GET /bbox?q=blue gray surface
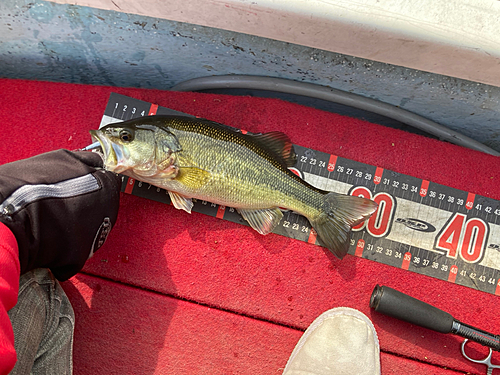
[1,0,499,151]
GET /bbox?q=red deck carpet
[1,78,499,374]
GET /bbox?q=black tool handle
[370,285,500,351]
[369,284,454,333]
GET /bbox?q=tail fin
[310,192,378,259]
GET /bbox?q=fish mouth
[89,130,129,173]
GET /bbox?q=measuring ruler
[99,93,500,296]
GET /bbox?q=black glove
[0,150,121,281]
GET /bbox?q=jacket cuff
[0,222,20,277]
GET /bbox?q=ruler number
[332,165,370,180]
[282,221,304,232]
[350,187,395,237]
[365,245,404,261]
[435,213,489,263]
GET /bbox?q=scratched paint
[1,0,499,150]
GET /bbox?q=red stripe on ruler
[466,192,476,210]
[420,180,429,197]
[124,178,135,194]
[149,104,158,115]
[374,167,384,185]
[402,252,412,270]
[327,155,338,172]
[448,265,458,283]
[216,205,226,219]
[307,228,317,244]
[355,239,365,257]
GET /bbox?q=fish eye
[119,129,134,143]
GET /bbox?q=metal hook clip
[461,339,500,375]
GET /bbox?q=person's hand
[0,150,121,281]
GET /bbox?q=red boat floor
[1,78,500,374]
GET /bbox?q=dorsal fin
[249,131,297,168]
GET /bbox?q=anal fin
[168,191,194,213]
[238,207,283,235]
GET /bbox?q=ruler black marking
[101,93,500,296]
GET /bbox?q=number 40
[434,213,489,263]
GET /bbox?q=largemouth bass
[90,115,377,259]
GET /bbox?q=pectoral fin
[168,191,194,213]
[175,167,211,190]
[238,207,283,235]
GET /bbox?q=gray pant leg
[8,268,74,375]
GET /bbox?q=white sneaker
[283,307,381,375]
